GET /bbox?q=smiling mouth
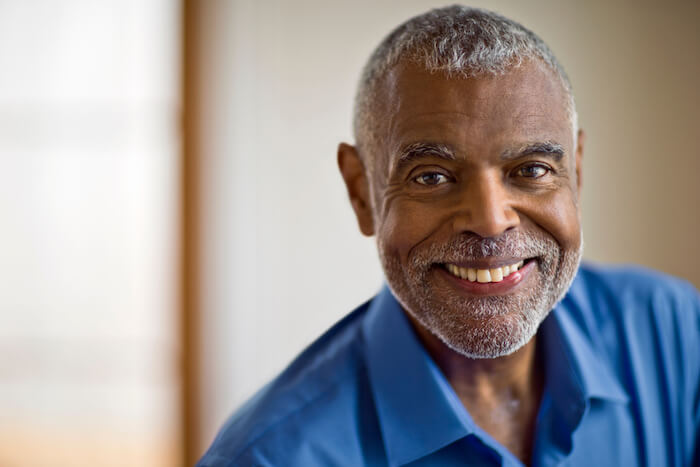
[442,259,533,283]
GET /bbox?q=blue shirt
[198,264,700,466]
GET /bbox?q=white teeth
[445,260,527,283]
[476,269,491,283]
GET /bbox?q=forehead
[374,60,573,166]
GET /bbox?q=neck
[411,315,541,395]
[409,315,544,464]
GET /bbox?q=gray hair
[353,5,578,161]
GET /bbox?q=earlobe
[575,129,585,198]
[337,143,375,236]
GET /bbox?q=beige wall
[193,0,700,456]
[563,1,700,284]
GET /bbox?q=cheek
[379,198,449,261]
[524,190,581,251]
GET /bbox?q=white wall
[194,0,700,455]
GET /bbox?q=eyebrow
[501,141,565,162]
[395,142,456,170]
[394,140,565,170]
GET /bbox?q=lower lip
[437,260,536,295]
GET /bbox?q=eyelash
[514,163,554,179]
[413,172,450,186]
[410,162,554,187]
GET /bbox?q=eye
[515,163,552,179]
[414,172,449,186]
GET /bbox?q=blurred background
[0,1,698,466]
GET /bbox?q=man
[199,6,699,466]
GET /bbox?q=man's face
[351,60,583,359]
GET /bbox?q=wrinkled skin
[338,59,585,462]
[341,60,583,359]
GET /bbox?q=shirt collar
[362,281,629,466]
[541,291,629,415]
[362,286,472,466]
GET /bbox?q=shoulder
[564,264,700,463]
[574,261,696,295]
[563,262,700,398]
[566,262,697,314]
[564,262,699,340]
[197,299,377,467]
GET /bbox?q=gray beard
[378,229,582,359]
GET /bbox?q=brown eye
[414,172,449,186]
[516,164,551,178]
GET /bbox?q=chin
[379,233,583,359]
[422,304,545,359]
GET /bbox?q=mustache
[410,230,555,266]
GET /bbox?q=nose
[452,172,520,238]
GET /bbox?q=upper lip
[441,257,532,269]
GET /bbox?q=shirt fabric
[198,263,700,466]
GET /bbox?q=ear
[337,143,375,236]
[575,129,585,198]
